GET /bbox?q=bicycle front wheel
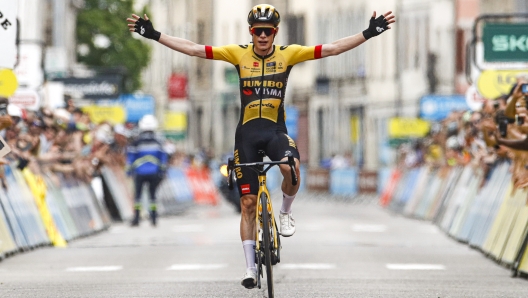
[260,192,274,298]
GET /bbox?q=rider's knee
[279,160,300,176]
[240,195,257,212]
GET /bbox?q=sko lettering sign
[483,23,528,62]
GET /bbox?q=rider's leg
[278,157,301,213]
[240,194,257,266]
[240,194,257,288]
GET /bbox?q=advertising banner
[82,105,126,124]
[483,23,528,62]
[477,69,528,99]
[9,88,41,110]
[0,1,18,69]
[121,94,155,122]
[420,95,469,121]
[0,68,18,97]
[53,76,122,99]
[389,118,430,138]
[168,73,187,99]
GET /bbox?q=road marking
[279,263,335,270]
[167,264,228,271]
[172,224,205,233]
[66,266,123,272]
[351,224,387,232]
[386,264,446,270]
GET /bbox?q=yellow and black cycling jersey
[206,44,322,129]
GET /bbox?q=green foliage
[76,0,151,92]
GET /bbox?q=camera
[516,114,525,125]
[498,119,508,137]
[522,83,528,94]
[0,98,8,116]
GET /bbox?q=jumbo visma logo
[243,80,284,88]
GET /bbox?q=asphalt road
[0,192,526,297]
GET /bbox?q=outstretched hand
[362,11,396,40]
[126,13,161,41]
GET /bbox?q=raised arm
[321,11,395,58]
[505,82,526,119]
[127,14,207,58]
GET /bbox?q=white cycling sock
[281,193,296,214]
[242,240,256,270]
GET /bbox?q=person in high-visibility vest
[126,115,168,227]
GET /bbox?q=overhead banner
[0,1,18,69]
[53,76,122,99]
[420,95,469,121]
[82,105,125,124]
[477,69,528,99]
[483,23,528,62]
[389,118,430,138]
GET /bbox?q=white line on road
[66,266,123,272]
[386,264,446,270]
[351,224,387,232]
[279,263,336,270]
[167,264,228,271]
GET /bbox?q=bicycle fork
[255,174,279,251]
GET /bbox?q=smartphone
[522,84,528,94]
[499,119,508,137]
[516,114,525,125]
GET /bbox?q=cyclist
[127,4,395,288]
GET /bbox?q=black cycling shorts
[233,128,300,196]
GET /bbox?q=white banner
[9,88,41,111]
[0,0,18,69]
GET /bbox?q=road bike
[227,151,298,298]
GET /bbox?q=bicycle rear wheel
[260,192,274,298]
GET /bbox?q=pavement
[0,192,526,297]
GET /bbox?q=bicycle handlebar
[226,153,298,189]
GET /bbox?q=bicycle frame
[255,173,278,251]
[226,153,298,252]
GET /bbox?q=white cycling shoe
[279,212,296,237]
[241,268,257,289]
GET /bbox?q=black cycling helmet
[247,4,280,27]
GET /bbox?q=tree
[76,0,150,93]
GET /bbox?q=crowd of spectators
[396,74,528,188]
[0,95,135,187]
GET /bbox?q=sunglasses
[251,27,276,36]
